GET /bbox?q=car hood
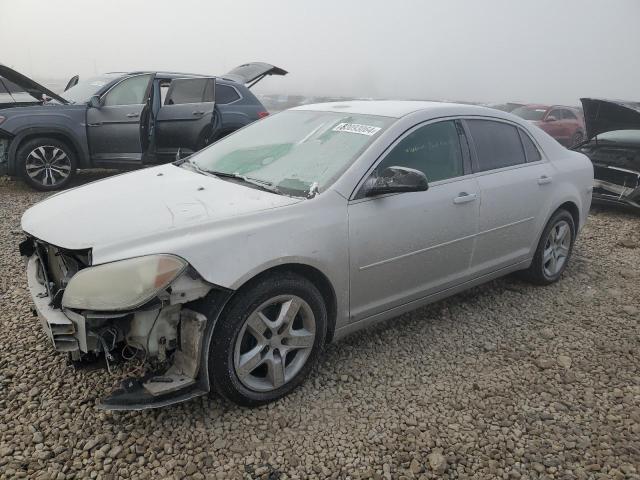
[0,64,68,104]
[21,164,302,252]
[581,98,640,140]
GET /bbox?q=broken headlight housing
[61,254,187,311]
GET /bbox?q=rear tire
[520,209,575,285]
[570,131,584,147]
[208,272,327,407]
[17,137,77,191]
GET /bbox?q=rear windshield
[62,74,122,103]
[190,110,394,197]
[511,107,547,121]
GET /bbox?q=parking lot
[0,172,637,479]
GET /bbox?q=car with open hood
[0,62,287,190]
[20,101,593,410]
[571,98,640,211]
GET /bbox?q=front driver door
[348,120,480,323]
[87,73,153,165]
[154,77,216,158]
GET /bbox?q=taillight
[258,111,269,118]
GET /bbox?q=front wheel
[208,272,327,407]
[520,209,575,285]
[17,137,77,191]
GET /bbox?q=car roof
[105,71,239,85]
[292,100,517,119]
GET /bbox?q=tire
[208,272,327,407]
[17,137,77,191]
[520,209,575,285]
[570,131,584,147]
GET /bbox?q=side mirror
[88,95,101,108]
[364,166,429,197]
[545,115,558,122]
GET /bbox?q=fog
[1,0,639,105]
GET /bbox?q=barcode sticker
[332,123,382,136]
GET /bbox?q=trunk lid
[222,62,287,88]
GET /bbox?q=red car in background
[511,105,585,147]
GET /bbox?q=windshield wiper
[187,162,283,195]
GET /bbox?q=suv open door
[152,77,217,160]
[222,62,287,88]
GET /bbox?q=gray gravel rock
[1,175,639,479]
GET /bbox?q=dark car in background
[511,104,585,147]
[572,98,640,211]
[0,62,287,190]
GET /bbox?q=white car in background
[20,101,593,409]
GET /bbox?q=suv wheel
[520,209,575,285]
[17,137,77,191]
[208,272,327,407]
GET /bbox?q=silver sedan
[21,101,593,409]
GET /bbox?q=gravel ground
[1,172,639,480]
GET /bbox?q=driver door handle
[192,111,205,116]
[453,192,478,204]
[126,112,139,118]
[537,175,553,185]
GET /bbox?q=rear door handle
[126,112,139,118]
[537,175,552,185]
[453,192,478,204]
[192,111,205,116]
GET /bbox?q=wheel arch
[226,263,338,343]
[8,127,88,174]
[556,200,580,231]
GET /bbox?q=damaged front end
[21,237,230,410]
[573,98,640,211]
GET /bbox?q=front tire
[208,272,327,407]
[521,209,575,285]
[17,137,77,191]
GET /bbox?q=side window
[165,78,209,105]
[103,74,151,106]
[215,84,241,104]
[519,129,542,162]
[466,120,526,171]
[548,109,561,120]
[376,120,464,183]
[563,109,577,120]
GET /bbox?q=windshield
[595,129,640,144]
[511,106,547,121]
[62,74,122,103]
[189,110,394,197]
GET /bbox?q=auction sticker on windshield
[332,123,382,136]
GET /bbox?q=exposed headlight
[62,254,187,311]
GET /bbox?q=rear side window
[215,84,241,104]
[519,130,542,162]
[377,120,464,183]
[466,120,526,171]
[165,78,210,105]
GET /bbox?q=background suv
[0,63,287,190]
[511,104,585,147]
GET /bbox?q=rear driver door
[154,78,216,157]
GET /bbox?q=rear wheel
[208,272,327,407]
[17,137,77,191]
[520,209,575,285]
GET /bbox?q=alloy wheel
[25,146,72,187]
[233,295,316,392]
[543,220,571,277]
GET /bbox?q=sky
[1,0,639,106]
